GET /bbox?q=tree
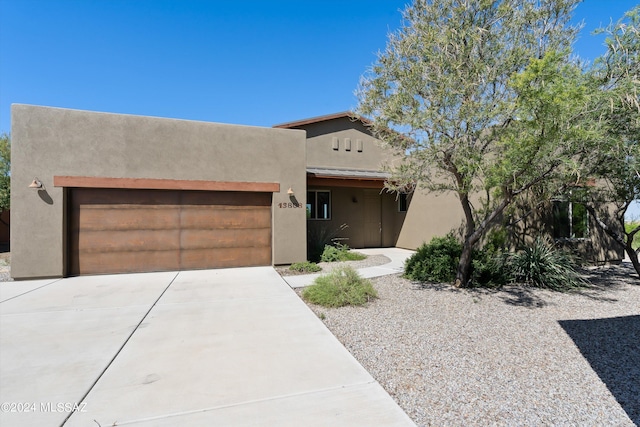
[357,0,591,286]
[0,133,9,226]
[581,6,640,277]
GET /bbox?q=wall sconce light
[29,178,43,189]
[287,187,295,196]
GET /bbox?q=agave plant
[509,237,588,291]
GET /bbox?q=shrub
[320,245,342,262]
[301,266,377,307]
[404,233,462,282]
[470,228,511,287]
[509,237,587,291]
[320,243,367,262]
[289,261,321,273]
[471,249,510,287]
[307,223,349,262]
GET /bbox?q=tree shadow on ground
[580,263,639,288]
[497,287,548,307]
[409,263,636,308]
[559,315,640,426]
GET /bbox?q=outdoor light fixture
[29,178,43,189]
[287,187,295,196]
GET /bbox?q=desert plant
[301,266,377,308]
[470,228,511,287]
[404,233,462,283]
[320,243,366,262]
[320,245,342,262]
[509,237,588,291]
[289,261,322,273]
[470,249,511,287]
[307,223,349,262]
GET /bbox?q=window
[553,201,588,239]
[307,190,331,220]
[398,193,408,212]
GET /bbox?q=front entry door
[363,190,381,247]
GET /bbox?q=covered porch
[306,168,408,253]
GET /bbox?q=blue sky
[1,0,638,217]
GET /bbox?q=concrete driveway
[0,267,414,426]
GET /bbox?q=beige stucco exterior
[281,112,624,264]
[11,104,307,278]
[11,106,623,278]
[277,114,406,252]
[510,197,625,264]
[301,116,397,171]
[395,186,466,249]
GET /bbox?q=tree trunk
[455,239,474,287]
[626,247,640,278]
[454,193,512,287]
[454,191,477,287]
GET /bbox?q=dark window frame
[307,190,331,220]
[398,193,408,212]
[552,200,589,239]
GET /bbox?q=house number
[278,202,304,208]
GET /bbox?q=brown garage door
[68,188,272,275]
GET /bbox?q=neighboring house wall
[11,105,307,279]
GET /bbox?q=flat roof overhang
[306,167,389,189]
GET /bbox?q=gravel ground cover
[303,263,639,426]
[276,253,390,276]
[0,251,10,282]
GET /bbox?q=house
[11,105,307,279]
[10,105,623,279]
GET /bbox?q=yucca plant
[509,237,588,291]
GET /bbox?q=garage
[68,188,272,275]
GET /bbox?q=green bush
[301,266,377,307]
[404,231,587,290]
[404,233,462,282]
[509,237,587,291]
[626,221,640,250]
[471,249,510,287]
[320,243,366,262]
[470,228,511,287]
[289,261,321,273]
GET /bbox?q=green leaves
[302,266,377,308]
[357,0,635,284]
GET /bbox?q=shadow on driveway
[559,315,640,426]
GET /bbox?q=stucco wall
[399,184,624,263]
[510,198,625,263]
[307,186,404,249]
[396,185,466,249]
[11,104,307,278]
[304,118,397,171]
